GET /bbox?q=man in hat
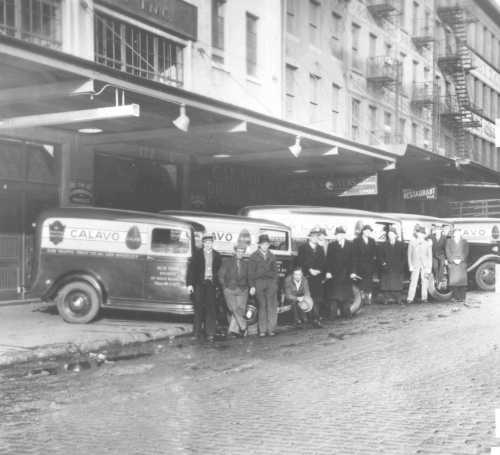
[248,234,279,336]
[283,266,314,327]
[445,226,469,302]
[325,226,353,319]
[296,227,325,327]
[351,224,378,305]
[431,224,447,290]
[187,234,222,342]
[379,226,406,304]
[407,225,432,304]
[218,242,250,337]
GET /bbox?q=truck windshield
[151,228,190,255]
[260,229,289,252]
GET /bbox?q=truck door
[144,225,191,303]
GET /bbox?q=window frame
[150,226,191,257]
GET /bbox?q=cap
[335,226,346,235]
[388,226,398,235]
[362,224,373,232]
[309,226,322,236]
[234,241,247,251]
[258,234,271,244]
[202,234,214,242]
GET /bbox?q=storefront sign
[98,0,197,40]
[330,174,379,197]
[402,186,437,200]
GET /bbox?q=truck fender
[48,272,106,302]
[467,255,500,273]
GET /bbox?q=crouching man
[283,267,314,328]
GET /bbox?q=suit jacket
[379,240,406,291]
[351,236,378,277]
[296,241,326,277]
[445,237,469,286]
[325,240,353,284]
[431,234,447,260]
[283,275,311,302]
[407,239,432,272]
[186,248,222,286]
[218,256,249,291]
[248,249,278,287]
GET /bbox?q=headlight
[492,246,499,253]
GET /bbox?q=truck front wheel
[56,281,101,323]
[475,261,497,292]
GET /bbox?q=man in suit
[248,234,279,337]
[296,227,325,327]
[218,242,250,337]
[351,224,378,305]
[445,226,469,302]
[325,226,353,319]
[431,224,447,290]
[379,226,406,304]
[407,225,433,304]
[187,234,222,342]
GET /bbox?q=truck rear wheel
[475,261,496,292]
[428,274,453,302]
[56,281,101,324]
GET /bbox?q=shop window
[285,64,297,120]
[94,12,184,87]
[0,0,61,49]
[246,13,258,77]
[286,0,298,36]
[309,73,321,124]
[309,0,320,46]
[151,228,190,255]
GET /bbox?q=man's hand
[325,272,333,280]
[453,259,461,265]
[249,287,256,296]
[297,296,304,302]
[309,268,320,276]
[187,285,194,294]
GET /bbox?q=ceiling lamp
[173,104,190,132]
[289,136,302,158]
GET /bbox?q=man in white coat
[407,225,433,304]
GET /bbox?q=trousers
[193,280,217,338]
[407,268,429,302]
[224,288,248,334]
[255,279,278,334]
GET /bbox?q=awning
[0,34,401,177]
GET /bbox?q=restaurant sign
[98,0,197,40]
[402,186,437,200]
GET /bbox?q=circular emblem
[492,225,499,240]
[126,226,142,250]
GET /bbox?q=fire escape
[366,0,400,22]
[436,3,480,158]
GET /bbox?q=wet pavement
[1,292,500,455]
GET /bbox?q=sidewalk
[0,302,191,368]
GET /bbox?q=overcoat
[187,248,222,286]
[351,236,378,292]
[325,240,353,301]
[445,237,469,287]
[296,241,326,297]
[379,240,406,291]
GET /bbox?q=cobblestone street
[1,292,500,455]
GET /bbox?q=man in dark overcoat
[325,226,353,319]
[379,226,406,304]
[351,224,378,305]
[187,234,222,342]
[445,227,469,302]
[296,227,325,327]
[431,224,447,289]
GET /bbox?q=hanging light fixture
[289,136,302,158]
[172,104,190,132]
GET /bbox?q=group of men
[187,223,469,342]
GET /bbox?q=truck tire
[475,261,496,292]
[56,281,101,324]
[428,274,453,302]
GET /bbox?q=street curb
[0,298,40,307]
[0,325,190,369]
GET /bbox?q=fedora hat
[258,234,271,244]
[335,226,346,235]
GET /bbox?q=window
[400,0,406,30]
[483,84,489,117]
[412,60,418,85]
[351,23,361,70]
[483,26,488,57]
[399,52,406,92]
[491,32,495,64]
[0,0,62,48]
[309,73,321,124]
[423,127,430,148]
[212,0,225,52]
[412,1,419,36]
[369,105,377,144]
[411,122,418,144]
[95,12,184,86]
[399,118,406,142]
[286,0,298,35]
[309,0,320,46]
[351,98,360,141]
[384,111,392,144]
[246,13,258,76]
[369,33,377,58]
[331,83,341,132]
[331,12,342,58]
[151,228,190,255]
[285,64,297,119]
[259,229,289,252]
